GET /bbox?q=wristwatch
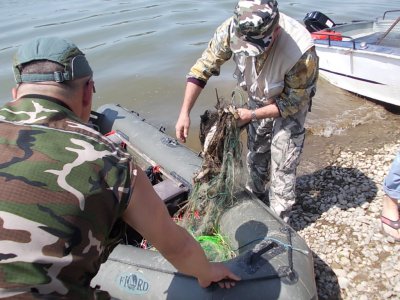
[251,110,257,122]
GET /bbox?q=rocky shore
[291,105,400,300]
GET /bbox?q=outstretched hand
[175,114,191,143]
[197,262,241,289]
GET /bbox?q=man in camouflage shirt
[0,37,239,299]
[175,0,319,221]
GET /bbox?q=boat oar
[377,16,400,45]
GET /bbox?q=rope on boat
[232,237,310,256]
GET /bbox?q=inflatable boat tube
[90,104,317,300]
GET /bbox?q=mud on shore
[299,103,400,176]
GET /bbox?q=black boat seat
[124,178,189,246]
[153,178,187,201]
[153,179,189,215]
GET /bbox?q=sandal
[381,215,400,242]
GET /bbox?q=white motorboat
[303,10,400,107]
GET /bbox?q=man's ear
[82,81,93,107]
[12,87,18,100]
[80,81,94,122]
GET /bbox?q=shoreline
[293,108,400,299]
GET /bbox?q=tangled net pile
[177,91,245,260]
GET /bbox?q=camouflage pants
[246,102,309,219]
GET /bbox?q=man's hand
[175,81,205,142]
[197,262,240,289]
[175,113,190,143]
[236,108,252,127]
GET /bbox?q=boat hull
[309,16,400,106]
[316,42,400,106]
[90,104,317,300]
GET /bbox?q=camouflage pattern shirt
[0,96,135,299]
[188,17,319,118]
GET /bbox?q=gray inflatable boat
[90,104,317,300]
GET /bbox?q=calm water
[1,0,399,150]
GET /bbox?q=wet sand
[299,101,400,176]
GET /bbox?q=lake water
[1,0,399,150]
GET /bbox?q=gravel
[291,140,400,300]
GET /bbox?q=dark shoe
[381,215,400,242]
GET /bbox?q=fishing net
[176,90,246,260]
[195,233,235,262]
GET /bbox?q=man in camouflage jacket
[175,0,319,221]
[0,37,239,299]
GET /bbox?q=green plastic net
[196,233,235,262]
